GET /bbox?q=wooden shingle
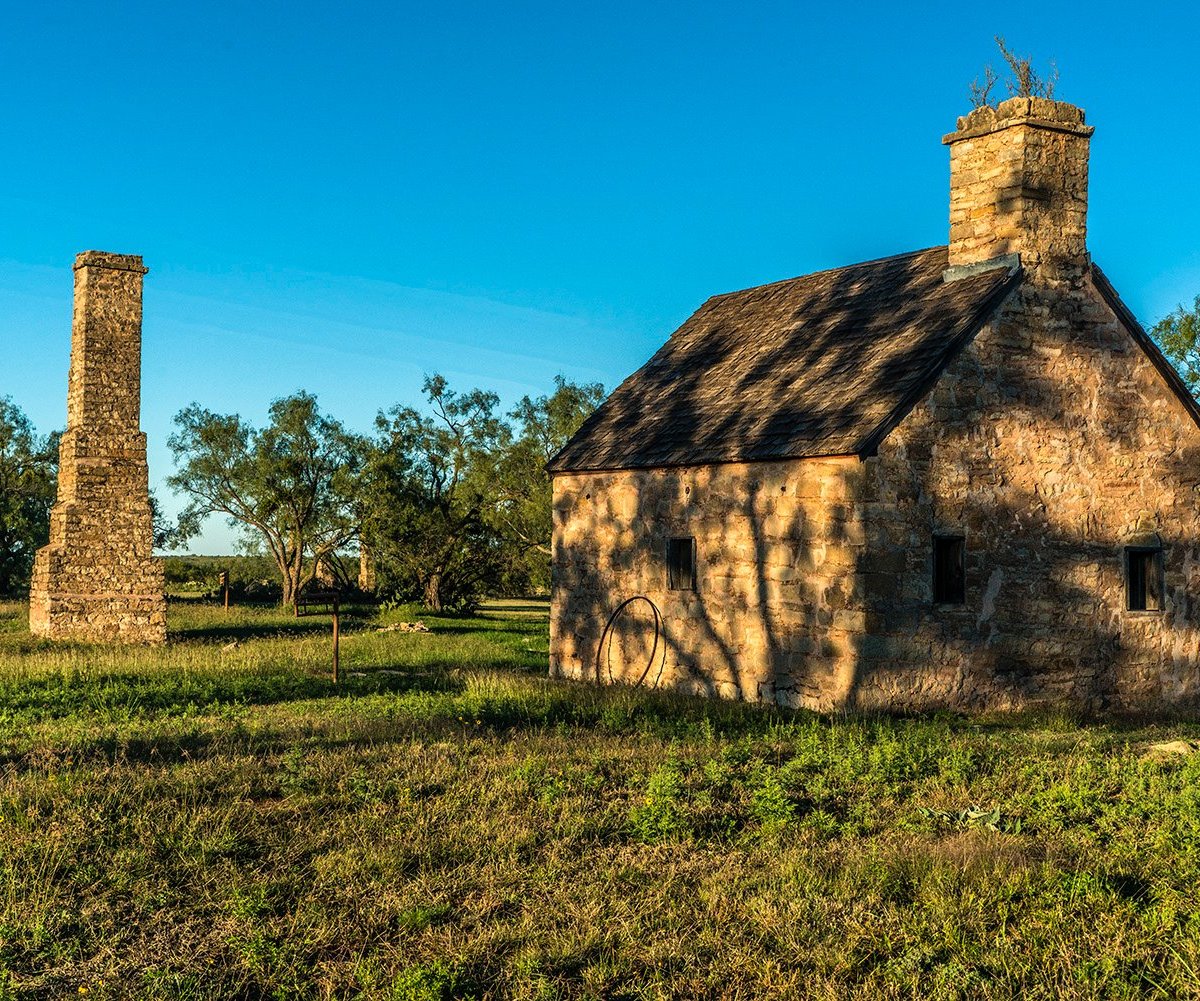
[549,247,1020,473]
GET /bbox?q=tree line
[165,374,603,610]
[0,373,602,609]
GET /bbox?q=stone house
[547,97,1200,713]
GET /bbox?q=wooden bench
[295,590,341,617]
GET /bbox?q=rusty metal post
[220,570,230,611]
[331,598,340,686]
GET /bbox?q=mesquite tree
[360,376,509,612]
[167,392,363,605]
[487,376,604,591]
[0,398,58,596]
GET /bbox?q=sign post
[295,590,343,686]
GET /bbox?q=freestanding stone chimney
[28,252,167,644]
[945,96,1094,285]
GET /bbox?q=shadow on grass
[0,663,464,729]
[169,614,381,645]
[966,707,1200,736]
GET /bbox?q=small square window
[1126,547,1163,612]
[667,537,696,591]
[933,535,965,605]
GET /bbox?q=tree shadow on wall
[555,256,1200,715]
[833,277,1200,714]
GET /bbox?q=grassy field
[1,600,1199,1000]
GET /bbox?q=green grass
[1,599,1199,999]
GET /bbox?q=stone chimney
[944,96,1095,285]
[29,251,166,644]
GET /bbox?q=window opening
[1126,547,1163,612]
[667,537,696,591]
[933,535,966,605]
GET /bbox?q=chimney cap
[73,251,148,274]
[944,96,1094,145]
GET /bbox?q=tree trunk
[423,572,443,613]
[281,574,296,608]
[276,552,300,608]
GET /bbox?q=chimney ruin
[28,252,167,644]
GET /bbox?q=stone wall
[550,457,867,707]
[854,277,1200,712]
[28,252,167,644]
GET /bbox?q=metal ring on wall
[595,595,665,689]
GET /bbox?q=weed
[747,764,796,831]
[628,759,689,842]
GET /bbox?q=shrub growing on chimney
[970,36,1059,109]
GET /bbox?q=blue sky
[3,1,1199,552]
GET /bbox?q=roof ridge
[707,245,948,302]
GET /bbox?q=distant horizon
[5,1,1199,553]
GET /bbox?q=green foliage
[747,763,797,831]
[487,376,604,594]
[167,392,364,605]
[381,961,460,1001]
[166,375,602,612]
[359,374,603,609]
[359,376,510,612]
[629,758,689,842]
[162,554,284,601]
[0,398,57,596]
[1153,295,1200,396]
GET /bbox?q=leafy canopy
[1153,296,1200,397]
[487,376,605,591]
[0,398,58,596]
[167,392,363,605]
[360,376,509,612]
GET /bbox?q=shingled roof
[548,246,1021,473]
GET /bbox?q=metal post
[221,570,230,611]
[331,598,340,686]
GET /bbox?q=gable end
[856,265,1023,457]
[1090,265,1200,433]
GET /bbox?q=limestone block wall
[854,278,1200,712]
[29,252,166,644]
[550,457,867,708]
[946,97,1093,285]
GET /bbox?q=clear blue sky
[3,1,1199,552]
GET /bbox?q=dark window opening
[667,537,696,591]
[1126,547,1163,612]
[933,535,966,605]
